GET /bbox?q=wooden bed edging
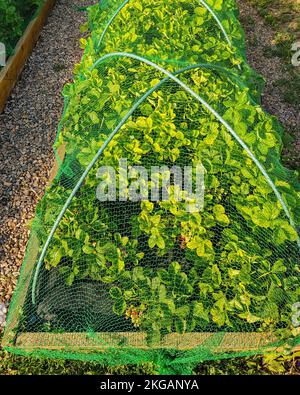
[0,0,56,113]
[12,332,279,352]
[7,331,300,354]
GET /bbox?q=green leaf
[238,312,261,324]
[141,200,154,212]
[88,111,100,124]
[110,286,123,299]
[82,245,94,254]
[213,204,230,226]
[273,221,298,244]
[158,269,170,284]
[161,299,175,315]
[193,302,209,322]
[148,235,157,248]
[156,236,165,249]
[267,284,285,304]
[113,299,126,315]
[195,6,206,15]
[174,317,186,334]
[176,306,190,319]
[212,264,222,287]
[66,272,75,286]
[259,302,279,321]
[211,306,226,327]
[50,248,63,267]
[272,259,286,274]
[204,124,219,145]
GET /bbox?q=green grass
[0,350,157,375]
[248,0,300,34]
[246,0,300,171]
[1,351,299,375]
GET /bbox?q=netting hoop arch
[197,0,233,48]
[31,52,300,307]
[97,0,129,50]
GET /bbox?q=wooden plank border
[14,332,280,353]
[0,0,56,113]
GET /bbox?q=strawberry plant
[33,0,300,345]
[5,0,300,361]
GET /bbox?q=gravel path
[237,0,300,165]
[0,0,97,325]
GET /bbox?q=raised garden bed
[0,0,56,113]
[2,0,300,373]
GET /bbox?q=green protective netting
[3,0,300,375]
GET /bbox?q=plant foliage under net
[3,0,300,375]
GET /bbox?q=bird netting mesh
[2,0,300,375]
